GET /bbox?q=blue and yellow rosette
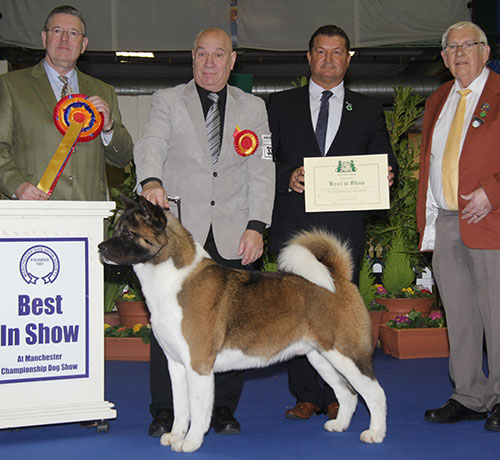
[233,126,259,157]
[37,94,103,196]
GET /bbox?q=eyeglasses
[443,41,484,53]
[47,27,85,39]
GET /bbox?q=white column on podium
[0,201,116,429]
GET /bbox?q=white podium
[0,201,116,431]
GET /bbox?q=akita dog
[98,196,387,453]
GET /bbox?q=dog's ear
[137,195,167,231]
[120,193,136,210]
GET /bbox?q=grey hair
[42,5,87,36]
[442,21,487,49]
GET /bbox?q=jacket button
[213,172,218,177]
[68,175,73,181]
[211,201,215,206]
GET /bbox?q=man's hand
[388,165,395,187]
[289,166,305,193]
[15,182,49,200]
[461,187,492,224]
[141,181,170,209]
[238,229,264,266]
[88,95,113,132]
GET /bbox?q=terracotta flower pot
[369,310,384,350]
[115,300,150,328]
[379,325,449,359]
[377,297,435,324]
[105,337,150,361]
[104,311,121,327]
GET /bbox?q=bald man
[134,28,275,437]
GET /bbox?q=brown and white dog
[98,196,387,453]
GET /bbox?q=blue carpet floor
[1,350,498,459]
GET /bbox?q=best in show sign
[0,238,88,384]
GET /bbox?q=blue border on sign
[0,237,89,384]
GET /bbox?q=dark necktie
[315,90,333,155]
[58,75,73,99]
[206,92,221,165]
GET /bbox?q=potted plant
[104,323,151,361]
[379,309,449,359]
[373,229,434,323]
[113,278,149,328]
[103,264,132,326]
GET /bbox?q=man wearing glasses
[417,21,500,432]
[0,5,132,201]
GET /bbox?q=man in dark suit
[418,21,500,431]
[268,24,397,421]
[0,5,132,201]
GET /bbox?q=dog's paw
[360,429,385,444]
[171,438,203,453]
[324,419,349,433]
[160,432,184,447]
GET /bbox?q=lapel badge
[472,116,484,128]
[345,101,352,111]
[480,102,490,111]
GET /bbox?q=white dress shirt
[309,79,344,154]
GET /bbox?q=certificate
[304,154,390,212]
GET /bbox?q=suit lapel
[297,85,321,157]
[464,71,500,150]
[221,85,241,164]
[30,60,57,115]
[183,81,210,159]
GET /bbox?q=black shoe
[424,399,487,424]
[148,408,174,437]
[485,404,500,431]
[211,406,240,434]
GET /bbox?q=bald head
[192,28,236,92]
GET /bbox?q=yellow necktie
[58,75,73,99]
[441,88,471,210]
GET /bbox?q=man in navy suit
[268,24,397,421]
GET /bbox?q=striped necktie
[441,88,471,210]
[58,75,73,99]
[206,92,221,165]
[315,90,333,155]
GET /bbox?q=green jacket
[0,60,133,201]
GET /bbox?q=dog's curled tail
[277,230,353,293]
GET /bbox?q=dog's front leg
[173,368,214,453]
[160,358,189,448]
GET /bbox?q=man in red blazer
[417,21,500,431]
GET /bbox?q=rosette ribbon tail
[37,121,83,196]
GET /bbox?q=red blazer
[417,69,500,250]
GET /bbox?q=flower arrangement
[375,283,433,299]
[104,323,151,344]
[386,309,446,329]
[117,285,144,302]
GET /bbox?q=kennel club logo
[19,245,60,285]
[336,159,357,173]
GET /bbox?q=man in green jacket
[0,5,132,201]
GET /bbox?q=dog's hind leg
[317,349,387,444]
[306,350,358,432]
[160,358,190,448]
[169,368,214,453]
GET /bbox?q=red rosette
[233,129,259,157]
[53,94,104,143]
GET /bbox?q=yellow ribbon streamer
[37,122,83,194]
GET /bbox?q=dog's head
[98,195,169,266]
